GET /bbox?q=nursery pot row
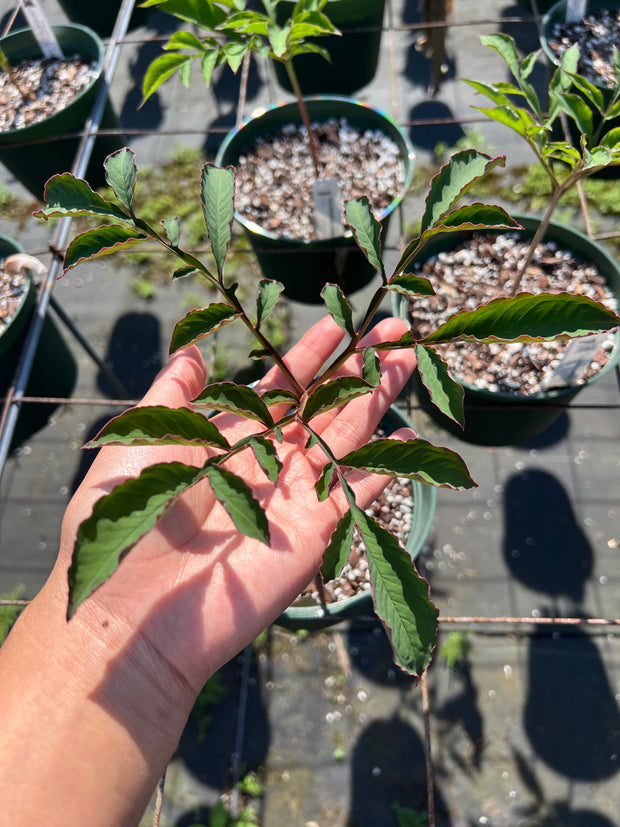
[394,216,620,447]
[216,96,414,304]
[0,24,123,200]
[0,235,77,452]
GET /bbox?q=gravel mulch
[233,118,404,240]
[0,265,28,330]
[0,56,98,132]
[406,233,618,395]
[547,9,620,88]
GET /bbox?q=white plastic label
[542,333,608,389]
[565,0,587,23]
[20,0,64,60]
[313,176,343,240]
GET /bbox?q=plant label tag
[565,0,587,23]
[542,333,608,389]
[20,0,64,60]
[313,177,343,240]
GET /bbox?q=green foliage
[438,631,472,670]
[37,146,620,676]
[392,802,428,827]
[141,0,338,102]
[0,585,25,645]
[236,772,264,798]
[464,34,620,274]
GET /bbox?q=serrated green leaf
[249,348,271,360]
[556,92,593,137]
[320,509,355,581]
[205,465,270,544]
[161,217,180,247]
[201,48,219,85]
[142,52,194,102]
[104,148,138,212]
[169,304,239,353]
[260,388,299,407]
[418,150,507,238]
[480,33,521,79]
[386,273,435,297]
[315,460,338,502]
[256,279,284,327]
[37,173,130,222]
[87,405,230,449]
[302,377,373,421]
[600,127,620,151]
[224,40,248,72]
[165,30,205,51]
[63,225,148,272]
[566,70,605,115]
[193,382,274,427]
[345,197,384,277]
[354,508,438,676]
[68,460,212,618]
[173,264,198,280]
[416,345,464,426]
[321,283,355,336]
[471,105,532,139]
[201,164,235,281]
[246,435,282,483]
[362,346,381,388]
[339,437,476,490]
[141,0,229,29]
[424,293,620,345]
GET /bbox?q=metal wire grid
[0,1,618,824]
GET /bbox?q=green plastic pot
[274,0,385,95]
[392,215,620,447]
[56,0,148,37]
[275,404,436,631]
[0,24,123,200]
[0,235,77,452]
[216,96,415,304]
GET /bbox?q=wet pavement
[0,1,618,826]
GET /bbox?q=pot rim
[215,95,415,243]
[0,234,29,348]
[392,212,620,402]
[0,23,105,139]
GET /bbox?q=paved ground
[0,1,618,826]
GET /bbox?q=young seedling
[36,147,620,676]
[140,0,340,177]
[464,34,620,284]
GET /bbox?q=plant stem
[284,59,321,178]
[513,177,572,290]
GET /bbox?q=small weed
[392,802,428,827]
[237,772,264,798]
[131,277,157,300]
[438,631,472,670]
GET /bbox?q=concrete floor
[0,1,618,825]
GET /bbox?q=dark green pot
[275,404,436,631]
[393,216,620,447]
[57,0,149,37]
[215,96,415,304]
[0,235,77,453]
[274,0,385,95]
[0,24,123,200]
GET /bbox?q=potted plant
[272,0,386,95]
[540,0,620,176]
[0,23,123,200]
[394,33,620,445]
[0,236,77,452]
[36,145,619,676]
[139,0,414,303]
